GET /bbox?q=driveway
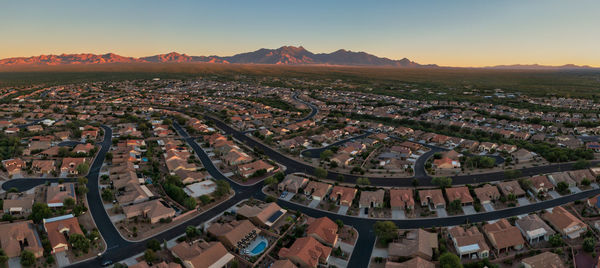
[591,183,599,189]
[569,186,582,194]
[462,205,476,215]
[55,251,70,267]
[328,256,348,268]
[518,197,531,206]
[483,203,495,212]
[391,208,406,219]
[358,208,369,218]
[436,208,448,217]
[8,257,21,268]
[337,205,349,215]
[110,214,125,223]
[308,199,321,208]
[548,191,561,199]
[281,192,294,201]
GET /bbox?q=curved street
[3,117,598,267]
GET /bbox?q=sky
[1,0,599,67]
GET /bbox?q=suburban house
[419,189,446,209]
[46,183,76,207]
[447,226,490,259]
[359,189,385,208]
[278,236,332,268]
[432,157,460,169]
[511,148,536,163]
[445,186,474,206]
[530,175,554,196]
[236,160,275,178]
[306,217,339,247]
[122,199,176,224]
[278,174,309,193]
[387,229,438,261]
[2,158,25,176]
[43,214,84,253]
[330,186,357,206]
[303,181,332,201]
[482,219,525,254]
[497,180,526,197]
[521,251,565,268]
[542,206,587,239]
[60,157,87,174]
[31,160,56,174]
[515,214,556,244]
[474,184,500,204]
[3,193,34,215]
[0,220,44,258]
[567,169,595,185]
[170,240,234,268]
[390,189,415,211]
[383,257,434,268]
[236,202,287,228]
[206,220,260,250]
[547,172,576,187]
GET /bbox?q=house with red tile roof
[2,158,25,176]
[474,184,500,204]
[543,206,587,239]
[0,220,44,258]
[237,202,287,228]
[278,236,332,268]
[359,189,385,208]
[46,183,76,207]
[388,229,438,261]
[306,217,339,247]
[60,157,87,174]
[303,181,332,201]
[448,226,490,259]
[123,199,176,224]
[445,186,474,206]
[278,174,309,194]
[43,214,84,253]
[482,219,525,254]
[419,189,446,209]
[171,240,234,268]
[529,175,554,195]
[236,160,275,178]
[390,189,414,211]
[330,186,357,207]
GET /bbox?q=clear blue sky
[1,0,599,66]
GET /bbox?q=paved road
[301,132,371,158]
[205,115,598,187]
[292,92,318,122]
[3,116,593,267]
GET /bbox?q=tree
[573,159,591,169]
[144,249,157,263]
[314,167,327,179]
[147,239,161,251]
[373,221,398,246]
[320,149,334,160]
[31,203,52,223]
[183,197,197,210]
[448,200,462,213]
[198,195,211,205]
[186,226,199,238]
[64,197,76,208]
[264,176,278,185]
[20,250,35,267]
[431,177,452,188]
[102,188,114,202]
[214,180,231,198]
[439,252,462,268]
[0,249,8,266]
[556,181,569,193]
[549,234,564,247]
[69,233,91,253]
[505,169,522,179]
[335,219,344,228]
[356,177,371,185]
[583,237,596,252]
[76,163,90,175]
[273,172,285,182]
[582,178,591,186]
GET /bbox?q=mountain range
[0,46,431,67]
[0,46,595,69]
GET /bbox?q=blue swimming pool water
[250,240,267,256]
[142,157,148,162]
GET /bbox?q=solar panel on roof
[267,210,284,223]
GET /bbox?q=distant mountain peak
[0,46,434,67]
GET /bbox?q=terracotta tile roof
[390,189,414,209]
[521,251,565,268]
[171,240,234,268]
[359,189,385,207]
[330,186,357,206]
[445,186,474,204]
[306,217,338,246]
[0,220,44,258]
[542,206,586,234]
[388,229,438,260]
[482,219,525,250]
[384,257,435,268]
[278,236,332,268]
[474,184,500,203]
[43,215,84,253]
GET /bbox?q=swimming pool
[246,237,268,256]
